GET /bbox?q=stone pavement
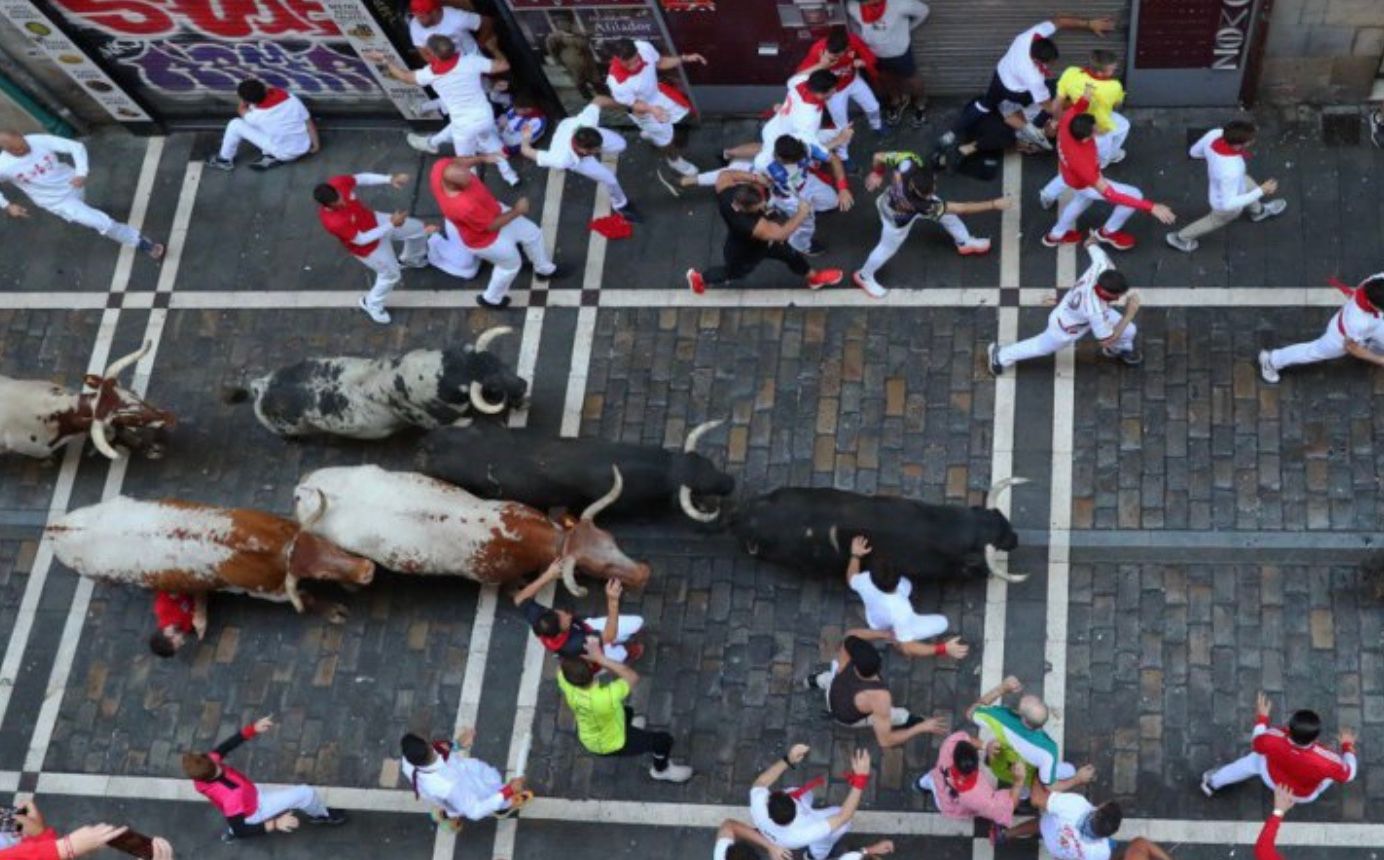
[0,103,1381,860]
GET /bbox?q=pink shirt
[929,731,1016,825]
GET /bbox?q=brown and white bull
[47,497,376,618]
[293,464,650,595]
[0,342,175,459]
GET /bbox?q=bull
[731,478,1029,582]
[0,342,174,460]
[293,464,650,595]
[222,326,527,439]
[47,497,376,618]
[416,420,734,522]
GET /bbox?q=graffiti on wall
[42,0,384,105]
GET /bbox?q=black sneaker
[476,294,512,309]
[1101,346,1144,366]
[616,202,645,223]
[803,239,827,257]
[899,713,926,730]
[884,102,904,127]
[310,809,347,826]
[249,154,284,171]
[909,106,927,128]
[539,262,572,282]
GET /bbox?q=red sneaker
[685,268,706,295]
[1094,229,1136,251]
[1041,230,1083,248]
[624,642,645,663]
[806,268,844,290]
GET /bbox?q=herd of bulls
[4,326,1030,619]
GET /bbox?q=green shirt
[556,674,629,754]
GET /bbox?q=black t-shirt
[519,598,596,659]
[718,186,767,259]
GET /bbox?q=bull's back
[252,358,398,438]
[0,378,69,456]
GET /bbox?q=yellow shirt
[557,674,629,754]
[1056,67,1125,134]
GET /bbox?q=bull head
[983,477,1029,583]
[282,490,375,611]
[79,342,176,459]
[465,326,529,415]
[677,419,734,523]
[557,466,651,596]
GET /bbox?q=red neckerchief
[1095,285,1118,302]
[538,629,573,652]
[1083,66,1113,80]
[859,0,886,23]
[794,80,827,107]
[787,775,826,799]
[608,56,644,84]
[429,55,461,75]
[1354,286,1379,315]
[1209,137,1243,157]
[948,767,979,792]
[257,87,290,109]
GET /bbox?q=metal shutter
[914,1,1133,96]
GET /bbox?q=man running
[855,150,1009,296]
[0,131,164,258]
[989,241,1142,373]
[405,0,489,156]
[797,27,882,149]
[148,591,207,658]
[1039,84,1175,250]
[846,0,930,126]
[605,37,704,177]
[1053,49,1128,166]
[806,632,949,749]
[515,100,643,222]
[1259,273,1384,383]
[368,37,520,186]
[206,79,318,172]
[1166,120,1287,253]
[749,744,872,860]
[399,728,530,831]
[1202,691,1357,803]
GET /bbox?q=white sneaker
[1105,148,1127,165]
[650,762,693,783]
[1165,232,1198,253]
[852,270,888,299]
[358,296,390,325]
[1258,350,1280,384]
[1038,192,1058,210]
[1251,199,1287,222]
[406,133,440,155]
[957,238,992,256]
[631,715,647,729]
[666,157,698,177]
[1017,123,1053,151]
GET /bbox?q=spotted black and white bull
[223,327,527,439]
[0,342,174,460]
[416,420,734,522]
[731,478,1029,582]
[47,497,377,619]
[293,464,650,595]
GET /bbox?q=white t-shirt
[1338,292,1384,344]
[0,134,86,210]
[607,40,663,106]
[1051,246,1116,339]
[748,786,833,849]
[415,55,496,124]
[995,20,1057,103]
[400,753,506,821]
[846,0,930,58]
[849,571,934,641]
[410,7,483,56]
[1040,792,1114,860]
[244,91,312,158]
[711,837,732,860]
[760,73,826,147]
[535,103,601,169]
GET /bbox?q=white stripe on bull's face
[295,465,521,578]
[49,498,235,584]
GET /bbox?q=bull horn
[89,420,122,460]
[297,487,328,528]
[985,544,1029,583]
[284,573,306,613]
[581,466,623,522]
[104,340,152,380]
[682,419,723,454]
[469,381,507,415]
[557,556,586,597]
[475,325,513,352]
[984,476,1029,511]
[676,420,725,522]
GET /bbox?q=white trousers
[1267,313,1384,370]
[589,614,643,664]
[815,660,911,727]
[46,193,142,248]
[245,784,330,824]
[786,791,851,860]
[1096,112,1130,165]
[452,115,519,183]
[859,195,972,281]
[631,94,688,148]
[1206,752,1333,803]
[826,76,882,134]
[219,118,308,161]
[771,173,839,253]
[997,310,1136,367]
[1044,179,1144,237]
[357,214,428,310]
[469,214,554,303]
[428,219,480,280]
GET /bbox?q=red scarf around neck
[859,0,886,22]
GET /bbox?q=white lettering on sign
[1211,0,1254,70]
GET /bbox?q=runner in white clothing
[844,536,968,657]
[399,729,530,831]
[988,241,1142,374]
[515,99,642,222]
[0,131,164,258]
[1259,274,1384,383]
[205,79,318,171]
[406,0,490,154]
[748,745,872,860]
[710,818,793,860]
[717,70,841,175]
[370,36,521,186]
[606,37,705,177]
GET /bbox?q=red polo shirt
[317,175,380,257]
[430,158,500,249]
[797,34,878,91]
[153,592,195,632]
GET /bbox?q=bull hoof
[144,447,166,460]
[744,541,760,557]
[325,603,349,624]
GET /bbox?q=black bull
[730,480,1029,581]
[417,420,735,521]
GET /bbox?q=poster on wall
[0,0,151,122]
[317,0,434,118]
[31,0,399,118]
